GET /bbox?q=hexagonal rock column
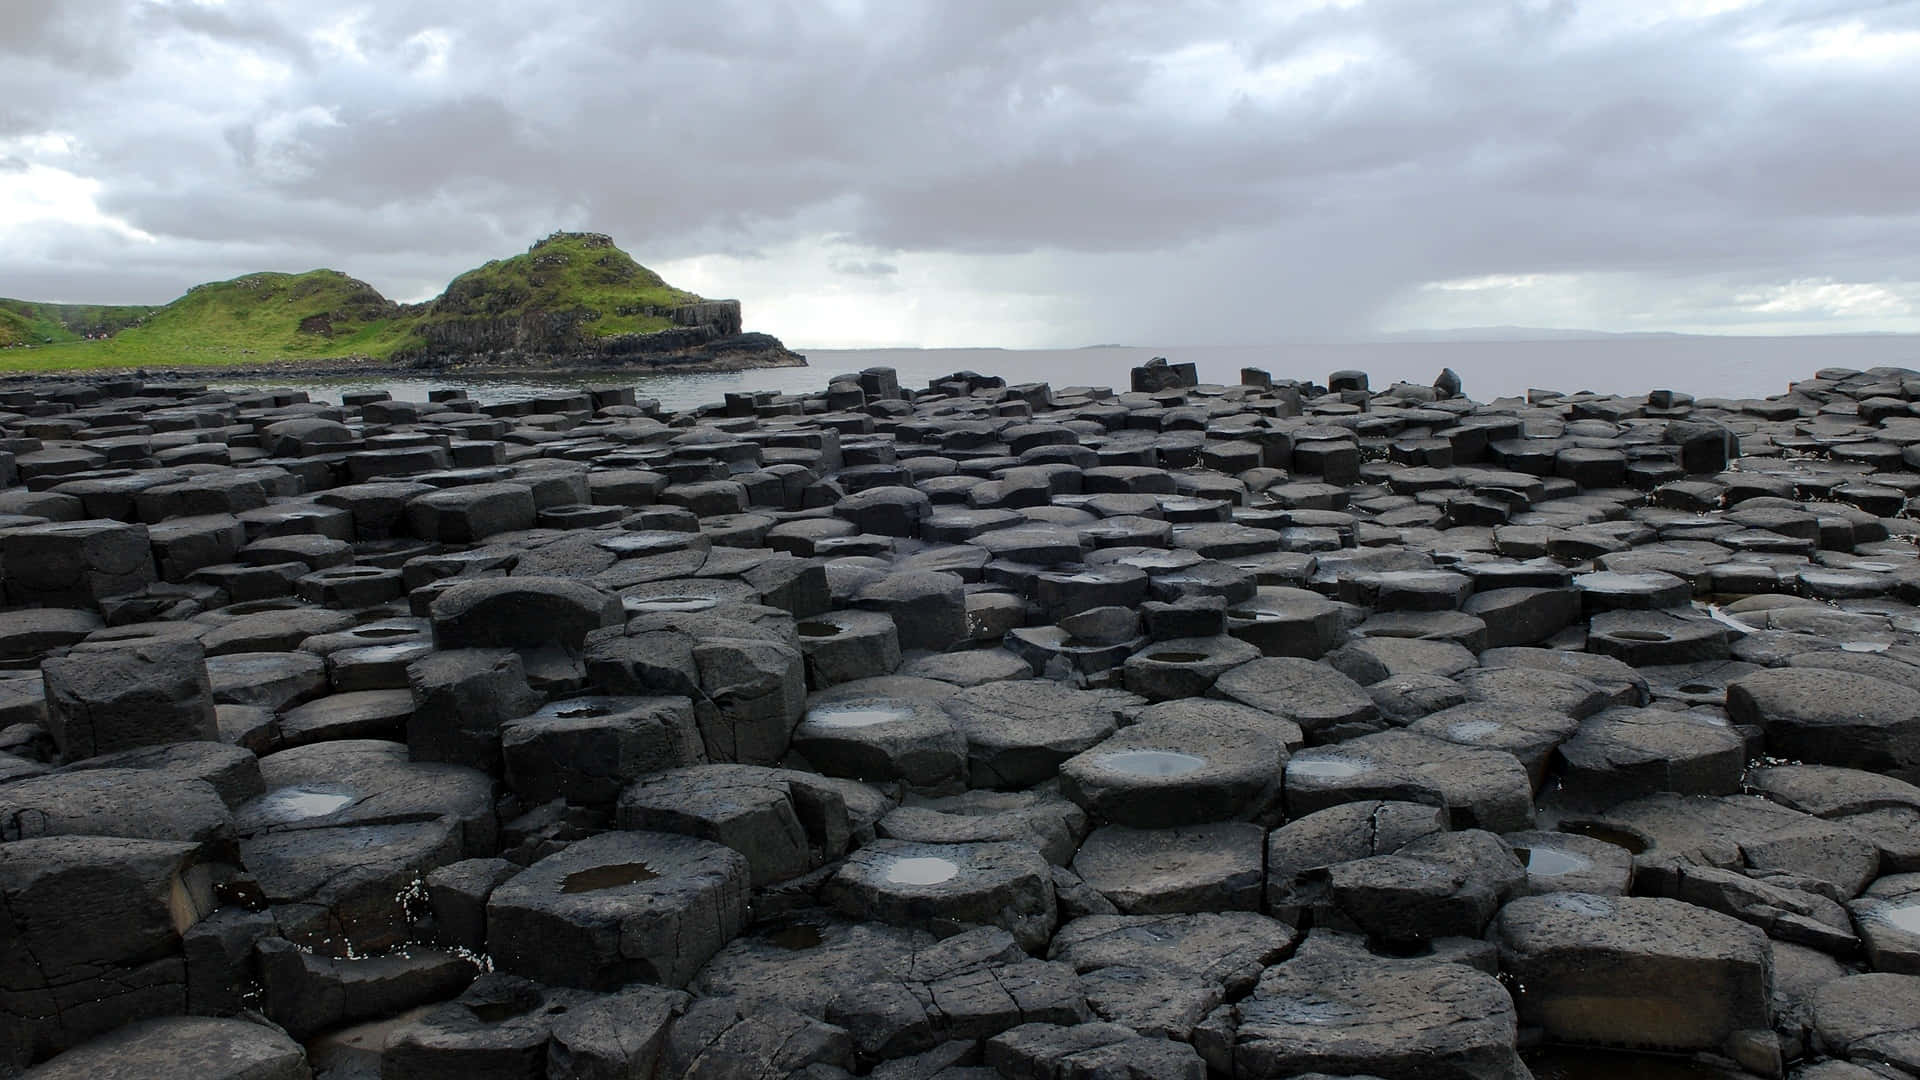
[795,610,901,688]
[987,1022,1207,1079]
[1284,730,1535,833]
[1494,892,1773,1052]
[1,519,156,608]
[233,739,495,954]
[487,830,750,989]
[0,768,232,849]
[1210,657,1381,742]
[852,570,969,652]
[380,975,685,1080]
[584,613,807,766]
[1047,912,1297,1041]
[1809,972,1920,1074]
[40,638,217,761]
[791,695,967,792]
[820,927,1092,1061]
[1193,938,1528,1080]
[429,576,624,652]
[19,1016,308,1080]
[501,695,704,805]
[617,763,857,887]
[1058,711,1286,828]
[940,680,1143,790]
[0,835,215,1066]
[1072,822,1267,914]
[1848,874,1920,974]
[1728,667,1920,783]
[822,839,1057,951]
[1553,706,1746,808]
[404,481,537,542]
[406,648,542,772]
[1121,635,1262,701]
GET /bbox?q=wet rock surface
[7,361,1920,1076]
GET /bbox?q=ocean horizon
[207,333,1920,413]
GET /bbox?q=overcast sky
[3,0,1918,347]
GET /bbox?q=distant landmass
[0,232,801,374]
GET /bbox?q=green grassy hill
[0,298,162,348]
[0,232,715,372]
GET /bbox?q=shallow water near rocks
[561,862,658,893]
[1098,750,1205,777]
[806,703,909,729]
[1446,718,1502,741]
[254,788,354,821]
[1877,901,1920,935]
[885,856,960,886]
[1524,847,1592,878]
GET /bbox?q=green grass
[0,298,161,348]
[0,232,707,372]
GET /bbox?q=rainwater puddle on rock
[1288,758,1370,780]
[562,862,659,893]
[885,856,960,886]
[1099,750,1206,778]
[765,923,825,950]
[1146,652,1209,664]
[1841,640,1890,653]
[806,703,909,729]
[1523,1047,1749,1080]
[554,704,612,719]
[1227,608,1282,622]
[624,595,719,614]
[1447,719,1502,741]
[255,788,354,821]
[1876,902,1920,935]
[1523,847,1592,878]
[352,626,418,639]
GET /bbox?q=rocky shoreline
[0,331,807,383]
[1,360,1918,1079]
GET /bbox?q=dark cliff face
[396,300,800,370]
[394,300,756,365]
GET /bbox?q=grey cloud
[4,0,1920,341]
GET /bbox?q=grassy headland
[0,232,718,373]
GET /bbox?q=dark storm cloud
[2,0,1918,338]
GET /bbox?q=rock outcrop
[7,359,1920,1078]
